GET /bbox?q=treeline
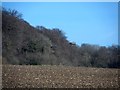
[2,8,120,68]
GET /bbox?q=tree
[36,26,46,30]
[2,7,22,19]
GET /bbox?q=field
[2,65,120,88]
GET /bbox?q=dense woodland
[2,8,120,68]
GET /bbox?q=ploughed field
[2,65,120,88]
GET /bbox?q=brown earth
[2,65,120,88]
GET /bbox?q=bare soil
[2,65,120,88]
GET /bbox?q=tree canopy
[2,8,120,68]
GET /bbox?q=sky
[2,2,118,46]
